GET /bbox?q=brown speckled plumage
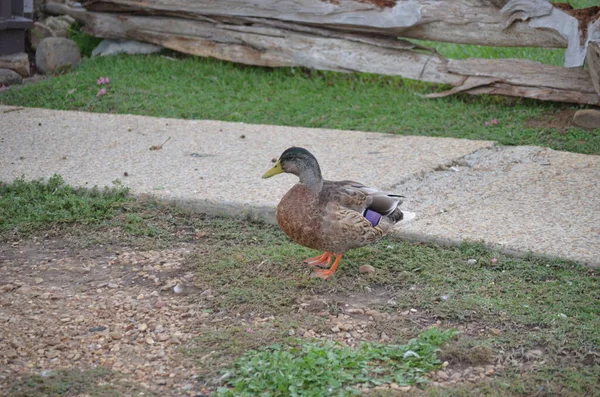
[264,147,405,278]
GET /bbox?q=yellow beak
[262,160,284,178]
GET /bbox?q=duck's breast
[276,184,324,250]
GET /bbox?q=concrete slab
[399,146,600,266]
[0,105,491,209]
[1,105,598,266]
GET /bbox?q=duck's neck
[299,165,323,194]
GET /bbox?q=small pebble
[157,333,170,342]
[89,326,107,333]
[359,265,375,274]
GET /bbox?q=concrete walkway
[1,105,599,266]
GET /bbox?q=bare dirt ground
[0,232,513,396]
[0,237,208,395]
[524,108,576,132]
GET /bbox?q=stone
[138,323,148,332]
[0,284,16,293]
[36,38,81,75]
[110,331,123,340]
[4,349,18,359]
[338,323,353,331]
[28,22,55,51]
[0,53,30,77]
[346,308,364,315]
[573,109,600,130]
[153,300,167,308]
[44,16,72,37]
[359,265,375,274]
[436,370,449,381]
[89,326,107,333]
[92,39,162,57]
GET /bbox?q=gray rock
[0,53,30,77]
[36,37,81,75]
[44,16,73,37]
[92,39,162,57]
[0,69,23,86]
[29,22,55,51]
[573,109,600,130]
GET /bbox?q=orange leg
[303,252,332,268]
[310,254,343,280]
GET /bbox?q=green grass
[69,22,103,58]
[0,175,131,233]
[218,328,458,396]
[421,366,600,397]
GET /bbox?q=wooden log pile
[45,0,600,105]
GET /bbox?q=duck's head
[262,147,321,179]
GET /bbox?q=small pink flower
[97,88,107,97]
[491,119,499,125]
[485,121,490,126]
[246,328,254,333]
[96,77,110,85]
[491,258,498,264]
[105,77,110,84]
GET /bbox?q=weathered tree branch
[79,0,570,48]
[51,6,599,105]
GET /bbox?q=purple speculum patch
[363,209,382,227]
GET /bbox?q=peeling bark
[78,0,569,48]
[588,40,600,96]
[502,0,600,67]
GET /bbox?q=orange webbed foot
[303,252,332,268]
[310,254,343,280]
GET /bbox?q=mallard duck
[262,147,405,279]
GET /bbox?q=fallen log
[77,0,600,68]
[53,7,599,105]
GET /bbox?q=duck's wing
[321,180,404,225]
